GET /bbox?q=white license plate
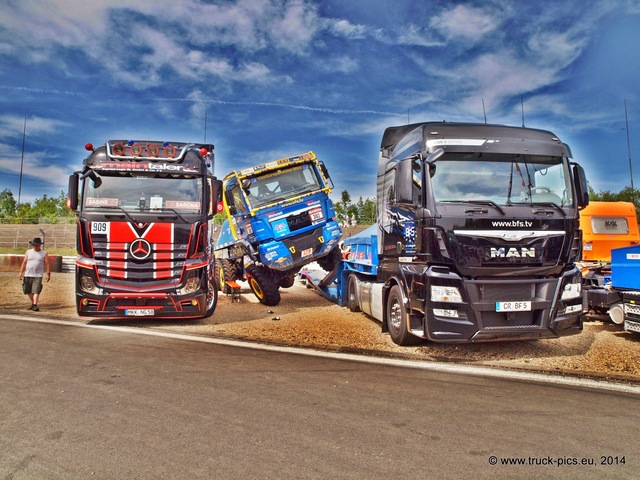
[496,301,531,312]
[125,309,155,316]
[301,247,313,257]
[625,320,640,333]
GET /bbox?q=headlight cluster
[430,286,463,303]
[561,280,582,300]
[79,273,102,295]
[179,274,201,295]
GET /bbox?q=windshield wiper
[439,200,506,215]
[531,202,566,217]
[102,206,137,223]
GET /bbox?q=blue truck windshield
[83,174,203,213]
[245,163,323,209]
[431,153,574,207]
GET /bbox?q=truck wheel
[204,274,218,317]
[278,274,296,289]
[217,259,237,294]
[347,275,360,312]
[214,260,224,292]
[386,285,422,346]
[317,246,341,272]
[246,265,281,306]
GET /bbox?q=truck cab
[68,140,222,319]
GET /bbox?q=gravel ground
[2,271,639,383]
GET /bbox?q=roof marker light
[200,147,208,157]
[85,143,94,151]
[128,140,135,146]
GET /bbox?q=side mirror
[67,174,79,210]
[572,163,589,209]
[209,179,224,217]
[395,158,415,204]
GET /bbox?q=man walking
[18,237,51,312]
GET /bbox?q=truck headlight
[561,281,582,300]
[79,274,102,295]
[179,275,200,295]
[431,286,463,303]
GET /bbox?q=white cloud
[0,115,71,139]
[430,4,502,43]
[0,143,73,187]
[327,19,368,40]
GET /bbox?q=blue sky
[1,0,639,205]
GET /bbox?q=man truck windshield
[83,174,203,214]
[430,153,574,207]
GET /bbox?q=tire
[317,246,341,272]
[246,265,281,306]
[217,259,238,294]
[204,271,218,317]
[278,274,296,289]
[347,274,360,312]
[386,285,422,346]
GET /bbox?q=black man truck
[301,122,590,345]
[214,151,342,306]
[67,140,222,319]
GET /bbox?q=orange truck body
[580,201,639,262]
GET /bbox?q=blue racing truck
[301,122,590,345]
[214,151,342,305]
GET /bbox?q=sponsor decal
[96,162,198,173]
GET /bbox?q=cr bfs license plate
[496,301,531,312]
[125,309,155,316]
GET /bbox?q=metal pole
[625,100,634,204]
[18,117,26,205]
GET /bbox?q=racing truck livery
[214,151,342,305]
[302,122,590,345]
[67,140,222,319]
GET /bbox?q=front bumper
[258,221,342,271]
[422,266,584,342]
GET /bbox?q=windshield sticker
[165,200,201,210]
[86,197,118,207]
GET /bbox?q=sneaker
[28,304,35,311]
[32,305,39,312]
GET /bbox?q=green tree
[0,188,17,219]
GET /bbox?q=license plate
[625,320,640,333]
[301,247,314,257]
[496,301,531,312]
[125,309,155,316]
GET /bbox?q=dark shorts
[22,277,43,295]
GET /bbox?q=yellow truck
[580,201,640,322]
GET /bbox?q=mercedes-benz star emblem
[129,238,152,260]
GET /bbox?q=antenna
[407,108,410,124]
[625,99,634,202]
[482,99,487,124]
[204,108,208,143]
[521,97,525,127]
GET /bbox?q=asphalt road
[1,315,639,480]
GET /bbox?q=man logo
[490,247,535,258]
[130,238,152,260]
